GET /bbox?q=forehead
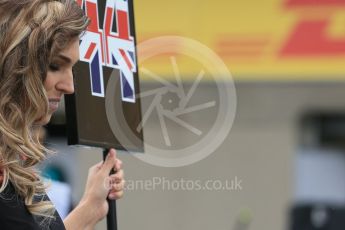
[58,39,80,64]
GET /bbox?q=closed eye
[49,63,60,72]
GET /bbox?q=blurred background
[42,0,345,229]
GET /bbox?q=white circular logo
[106,36,237,167]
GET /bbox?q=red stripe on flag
[120,49,132,70]
[85,42,96,59]
[86,2,99,33]
[76,0,83,7]
[104,7,113,36]
[104,7,114,64]
[117,10,130,40]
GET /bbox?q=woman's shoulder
[0,182,66,230]
[0,182,42,230]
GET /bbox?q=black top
[0,183,65,230]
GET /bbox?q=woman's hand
[81,148,124,221]
[64,149,124,230]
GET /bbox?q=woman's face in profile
[35,39,79,125]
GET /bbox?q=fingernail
[108,150,114,158]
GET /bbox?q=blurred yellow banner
[134,0,345,80]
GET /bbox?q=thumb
[101,149,117,175]
[89,161,103,174]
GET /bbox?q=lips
[48,99,60,111]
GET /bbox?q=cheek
[44,73,55,91]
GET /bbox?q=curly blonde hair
[0,0,88,221]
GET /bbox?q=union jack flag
[77,0,136,103]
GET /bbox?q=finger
[109,180,125,196]
[108,190,124,200]
[101,148,117,175]
[114,159,122,172]
[110,179,125,192]
[109,169,124,182]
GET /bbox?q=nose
[57,69,74,94]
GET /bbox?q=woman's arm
[63,199,98,229]
[63,149,124,230]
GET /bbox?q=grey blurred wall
[54,82,345,230]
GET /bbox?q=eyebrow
[57,54,79,66]
[57,54,72,64]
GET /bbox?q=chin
[34,114,52,125]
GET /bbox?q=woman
[0,0,125,229]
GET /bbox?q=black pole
[103,149,118,230]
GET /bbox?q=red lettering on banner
[280,19,345,56]
[285,0,345,7]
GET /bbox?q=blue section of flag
[128,51,135,65]
[112,54,118,66]
[121,71,134,99]
[91,51,102,94]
